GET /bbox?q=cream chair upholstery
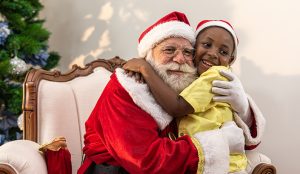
[36,66,111,173]
[0,57,276,174]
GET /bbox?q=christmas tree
[0,0,60,145]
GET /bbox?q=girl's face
[194,27,235,75]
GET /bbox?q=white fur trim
[138,21,195,57]
[195,21,238,65]
[115,68,173,130]
[221,121,245,154]
[194,129,229,174]
[234,94,266,146]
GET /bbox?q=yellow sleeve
[179,66,229,112]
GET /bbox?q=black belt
[85,162,129,174]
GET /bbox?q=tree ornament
[17,114,23,131]
[0,22,10,46]
[9,56,30,75]
[24,50,50,67]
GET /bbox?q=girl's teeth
[203,60,213,66]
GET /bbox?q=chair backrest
[22,57,124,173]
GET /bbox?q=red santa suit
[78,68,265,174]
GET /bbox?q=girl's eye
[202,42,211,48]
[220,50,229,56]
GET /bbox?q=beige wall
[40,0,300,173]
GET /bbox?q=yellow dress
[179,66,247,173]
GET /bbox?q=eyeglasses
[159,45,195,60]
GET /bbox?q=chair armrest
[0,140,47,174]
[246,150,276,174]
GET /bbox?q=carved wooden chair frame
[22,56,124,141]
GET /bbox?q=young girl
[123,20,247,173]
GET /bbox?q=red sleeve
[161,119,178,138]
[94,73,199,174]
[245,109,259,150]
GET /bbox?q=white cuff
[221,121,245,154]
[234,94,266,146]
[193,129,229,174]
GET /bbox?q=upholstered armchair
[0,57,276,174]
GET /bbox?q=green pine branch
[44,51,60,70]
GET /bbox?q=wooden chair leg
[252,163,276,174]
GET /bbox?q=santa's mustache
[155,62,196,74]
[145,52,197,92]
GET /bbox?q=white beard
[145,51,197,93]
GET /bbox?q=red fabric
[78,72,199,174]
[245,108,259,150]
[161,119,178,138]
[45,148,72,174]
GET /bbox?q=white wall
[40,0,300,173]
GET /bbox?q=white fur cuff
[234,95,266,146]
[194,129,230,174]
[221,121,245,154]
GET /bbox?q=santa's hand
[212,70,250,121]
[221,121,245,153]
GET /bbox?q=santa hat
[138,11,195,57]
[195,20,238,64]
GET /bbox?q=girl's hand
[123,58,149,83]
[124,70,145,83]
[122,58,149,73]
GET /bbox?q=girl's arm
[123,58,194,117]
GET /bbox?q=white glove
[212,70,251,124]
[221,121,245,153]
